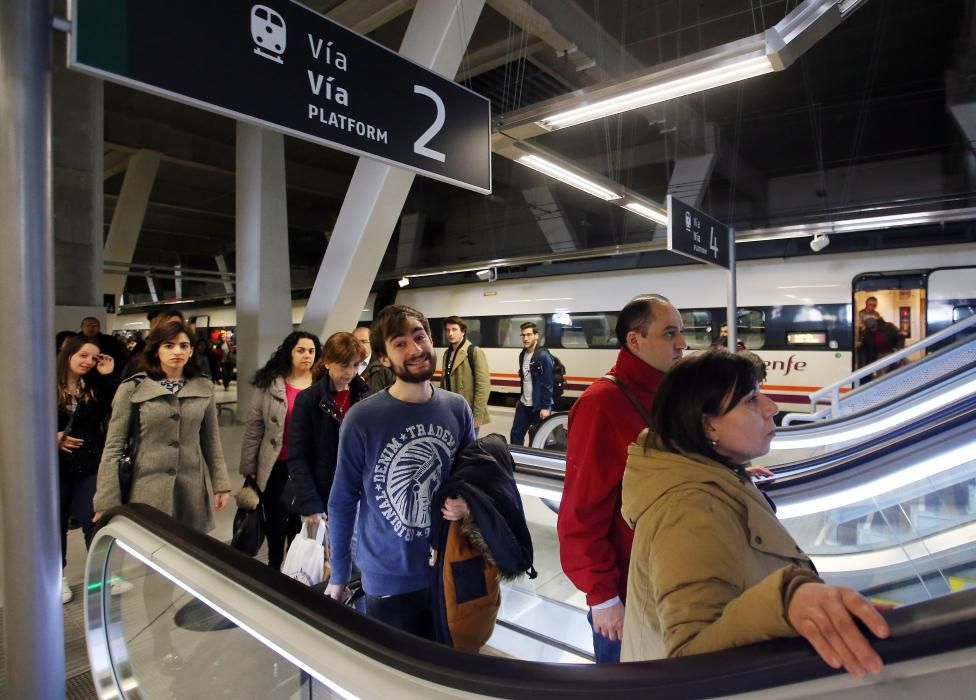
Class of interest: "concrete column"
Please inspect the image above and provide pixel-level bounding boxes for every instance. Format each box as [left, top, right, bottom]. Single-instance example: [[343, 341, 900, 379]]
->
[[301, 0, 485, 338], [102, 148, 161, 306], [215, 253, 235, 295], [395, 212, 426, 272], [235, 124, 293, 414], [52, 56, 102, 308], [0, 0, 66, 696], [667, 154, 717, 207], [522, 185, 578, 253]]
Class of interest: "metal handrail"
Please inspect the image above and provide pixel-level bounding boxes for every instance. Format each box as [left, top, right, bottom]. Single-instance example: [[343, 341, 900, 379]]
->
[[802, 313, 976, 416]]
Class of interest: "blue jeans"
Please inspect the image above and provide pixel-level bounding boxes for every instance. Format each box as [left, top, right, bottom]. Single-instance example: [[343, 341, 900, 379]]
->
[[587, 609, 622, 663], [510, 403, 540, 446]]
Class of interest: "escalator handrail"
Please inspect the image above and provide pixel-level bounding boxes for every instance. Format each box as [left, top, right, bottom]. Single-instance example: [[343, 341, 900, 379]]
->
[[774, 360, 976, 439], [90, 504, 976, 699], [765, 394, 976, 489], [506, 394, 976, 492], [800, 314, 976, 415]]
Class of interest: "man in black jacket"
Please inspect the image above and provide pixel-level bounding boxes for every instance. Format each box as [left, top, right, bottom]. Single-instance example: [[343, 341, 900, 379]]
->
[[510, 322, 554, 446]]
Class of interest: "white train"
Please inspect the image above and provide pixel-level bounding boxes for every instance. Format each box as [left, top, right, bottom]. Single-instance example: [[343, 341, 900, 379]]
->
[[114, 243, 976, 412]]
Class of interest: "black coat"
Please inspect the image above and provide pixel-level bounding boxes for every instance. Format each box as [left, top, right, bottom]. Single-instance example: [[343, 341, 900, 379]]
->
[[285, 375, 371, 515], [57, 375, 118, 477]]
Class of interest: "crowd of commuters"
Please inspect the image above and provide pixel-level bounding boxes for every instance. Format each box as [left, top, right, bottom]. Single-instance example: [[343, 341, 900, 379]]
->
[[54, 298, 891, 678]]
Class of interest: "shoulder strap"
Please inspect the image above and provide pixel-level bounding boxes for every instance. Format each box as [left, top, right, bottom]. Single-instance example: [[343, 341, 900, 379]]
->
[[602, 374, 653, 428], [466, 342, 476, 375], [126, 377, 143, 451]]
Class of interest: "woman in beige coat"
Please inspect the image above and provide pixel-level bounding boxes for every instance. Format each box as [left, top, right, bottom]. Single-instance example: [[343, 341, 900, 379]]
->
[[94, 320, 231, 532], [621, 351, 890, 678], [239, 330, 320, 568]]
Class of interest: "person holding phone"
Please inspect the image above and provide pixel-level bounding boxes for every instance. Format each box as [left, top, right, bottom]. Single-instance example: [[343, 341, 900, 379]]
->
[[56, 336, 116, 603]]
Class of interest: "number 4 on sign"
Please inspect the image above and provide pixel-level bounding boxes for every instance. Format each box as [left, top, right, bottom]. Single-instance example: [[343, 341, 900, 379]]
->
[[709, 227, 720, 258], [413, 85, 446, 162]]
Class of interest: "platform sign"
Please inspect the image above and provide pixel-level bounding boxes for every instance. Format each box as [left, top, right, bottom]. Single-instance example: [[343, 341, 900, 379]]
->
[[666, 195, 731, 269], [69, 0, 492, 194]]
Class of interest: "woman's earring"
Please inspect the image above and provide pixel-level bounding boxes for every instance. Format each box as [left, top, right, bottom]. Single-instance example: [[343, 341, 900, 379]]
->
[[710, 438, 719, 447]]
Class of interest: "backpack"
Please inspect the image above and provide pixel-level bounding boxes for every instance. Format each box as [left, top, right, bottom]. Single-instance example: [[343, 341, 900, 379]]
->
[[548, 350, 567, 398], [525, 348, 567, 399]]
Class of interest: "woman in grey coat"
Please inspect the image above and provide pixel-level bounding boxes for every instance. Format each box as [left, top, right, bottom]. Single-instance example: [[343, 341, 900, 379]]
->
[[239, 330, 320, 569], [94, 319, 231, 531]]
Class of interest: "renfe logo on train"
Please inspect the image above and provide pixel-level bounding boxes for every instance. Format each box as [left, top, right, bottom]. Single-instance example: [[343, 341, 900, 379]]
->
[[69, 0, 492, 194]]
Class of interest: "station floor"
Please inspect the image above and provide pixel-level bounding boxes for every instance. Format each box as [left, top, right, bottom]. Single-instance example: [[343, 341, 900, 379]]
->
[[0, 387, 578, 698]]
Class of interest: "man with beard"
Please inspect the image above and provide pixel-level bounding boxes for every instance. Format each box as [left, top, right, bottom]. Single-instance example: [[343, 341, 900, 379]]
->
[[326, 305, 475, 639]]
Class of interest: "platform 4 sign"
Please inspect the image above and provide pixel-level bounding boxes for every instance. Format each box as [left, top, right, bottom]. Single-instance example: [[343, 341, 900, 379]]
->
[[666, 196, 731, 269], [69, 0, 492, 194]]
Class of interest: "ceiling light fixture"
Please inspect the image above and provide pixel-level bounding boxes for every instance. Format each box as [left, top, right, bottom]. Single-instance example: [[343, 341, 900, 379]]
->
[[539, 55, 774, 130], [625, 202, 669, 225], [518, 154, 622, 201]]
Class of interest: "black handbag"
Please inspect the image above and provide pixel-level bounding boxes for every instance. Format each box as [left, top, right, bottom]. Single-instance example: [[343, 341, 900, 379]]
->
[[118, 379, 143, 504], [231, 484, 266, 556]]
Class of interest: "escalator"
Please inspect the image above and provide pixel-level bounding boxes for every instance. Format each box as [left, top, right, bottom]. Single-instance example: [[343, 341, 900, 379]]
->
[[527, 322, 976, 462], [88, 389, 976, 698], [87, 505, 976, 699]]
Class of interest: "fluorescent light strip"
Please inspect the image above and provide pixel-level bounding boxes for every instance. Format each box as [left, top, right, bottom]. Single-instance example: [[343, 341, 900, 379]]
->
[[625, 202, 669, 225], [809, 521, 976, 574], [776, 443, 975, 520], [770, 379, 976, 450], [518, 155, 622, 201], [115, 541, 360, 700], [541, 56, 774, 129]]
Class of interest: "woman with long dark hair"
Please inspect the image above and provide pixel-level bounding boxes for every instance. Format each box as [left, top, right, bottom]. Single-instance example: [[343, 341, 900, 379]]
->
[[94, 320, 231, 529], [621, 351, 890, 677], [287, 332, 370, 528], [239, 330, 321, 569], [56, 336, 116, 603]]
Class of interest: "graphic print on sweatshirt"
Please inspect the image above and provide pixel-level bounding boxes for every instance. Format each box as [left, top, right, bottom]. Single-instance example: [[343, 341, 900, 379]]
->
[[374, 422, 458, 540]]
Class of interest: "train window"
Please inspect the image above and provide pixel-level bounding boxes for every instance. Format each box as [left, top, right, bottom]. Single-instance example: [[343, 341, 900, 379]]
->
[[561, 328, 589, 348], [787, 331, 828, 346], [498, 316, 545, 348], [952, 305, 975, 323], [737, 309, 766, 350], [551, 313, 619, 349], [680, 310, 713, 350], [431, 318, 483, 346]]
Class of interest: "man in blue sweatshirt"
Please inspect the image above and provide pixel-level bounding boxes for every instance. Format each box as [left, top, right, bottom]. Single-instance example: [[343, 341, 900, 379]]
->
[[325, 305, 475, 639]]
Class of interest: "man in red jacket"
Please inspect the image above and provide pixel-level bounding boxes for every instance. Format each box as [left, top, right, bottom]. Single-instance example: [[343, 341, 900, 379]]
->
[[557, 294, 687, 662]]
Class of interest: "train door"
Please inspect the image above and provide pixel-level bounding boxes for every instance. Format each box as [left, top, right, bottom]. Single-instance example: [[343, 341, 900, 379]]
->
[[927, 267, 976, 349], [852, 271, 927, 370], [927, 267, 976, 331]]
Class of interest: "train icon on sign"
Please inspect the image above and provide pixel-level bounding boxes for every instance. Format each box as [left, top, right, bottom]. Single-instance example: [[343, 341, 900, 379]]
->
[[251, 5, 286, 64]]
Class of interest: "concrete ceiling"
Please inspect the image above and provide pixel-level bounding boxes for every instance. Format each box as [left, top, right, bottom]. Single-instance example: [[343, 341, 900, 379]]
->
[[93, 0, 976, 302]]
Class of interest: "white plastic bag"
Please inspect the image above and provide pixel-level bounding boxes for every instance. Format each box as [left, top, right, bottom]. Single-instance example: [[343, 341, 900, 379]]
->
[[281, 520, 327, 586]]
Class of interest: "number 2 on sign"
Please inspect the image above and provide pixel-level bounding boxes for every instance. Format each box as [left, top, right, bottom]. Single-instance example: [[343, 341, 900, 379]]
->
[[413, 85, 446, 162], [709, 227, 719, 258]]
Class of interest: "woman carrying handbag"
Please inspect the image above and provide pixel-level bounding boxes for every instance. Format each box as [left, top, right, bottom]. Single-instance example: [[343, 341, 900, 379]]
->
[[56, 335, 117, 603], [239, 331, 320, 569], [93, 319, 231, 529]]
